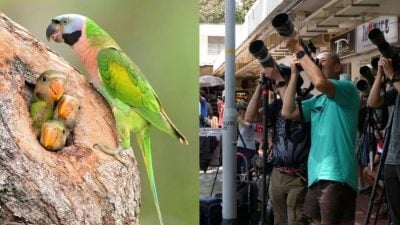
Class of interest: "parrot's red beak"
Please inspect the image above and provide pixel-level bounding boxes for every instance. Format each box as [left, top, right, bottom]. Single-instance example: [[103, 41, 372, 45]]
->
[[57, 98, 73, 119], [50, 80, 65, 101], [46, 23, 63, 42]]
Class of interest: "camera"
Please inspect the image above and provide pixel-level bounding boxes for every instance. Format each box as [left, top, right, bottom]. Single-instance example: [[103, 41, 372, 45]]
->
[[356, 79, 369, 94], [368, 28, 400, 70], [249, 39, 313, 96], [359, 66, 375, 86], [271, 13, 318, 69], [357, 66, 375, 95], [249, 40, 276, 68], [249, 40, 279, 91], [271, 13, 295, 37]]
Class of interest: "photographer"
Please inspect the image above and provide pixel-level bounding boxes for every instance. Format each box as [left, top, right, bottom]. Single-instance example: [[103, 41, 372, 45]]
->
[[236, 101, 257, 175], [281, 34, 360, 225], [368, 56, 400, 224], [245, 64, 310, 225]]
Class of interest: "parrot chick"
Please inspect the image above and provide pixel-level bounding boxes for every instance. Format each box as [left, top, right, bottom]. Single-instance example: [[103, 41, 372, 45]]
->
[[30, 70, 67, 137], [40, 120, 69, 151], [46, 14, 189, 225], [54, 94, 80, 130]]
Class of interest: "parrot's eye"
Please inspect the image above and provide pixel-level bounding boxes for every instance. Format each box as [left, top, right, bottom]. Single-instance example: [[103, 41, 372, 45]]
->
[[42, 76, 48, 82], [62, 130, 66, 134], [78, 106, 81, 110], [61, 19, 68, 25]]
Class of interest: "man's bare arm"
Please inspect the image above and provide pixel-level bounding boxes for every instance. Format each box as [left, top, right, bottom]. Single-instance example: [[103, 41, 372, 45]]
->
[[282, 60, 301, 120], [245, 82, 262, 123]]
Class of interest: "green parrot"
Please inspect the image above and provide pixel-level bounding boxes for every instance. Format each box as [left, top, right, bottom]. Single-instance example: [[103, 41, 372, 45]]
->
[[40, 120, 69, 151], [30, 70, 66, 137], [54, 94, 80, 130], [46, 14, 188, 225]]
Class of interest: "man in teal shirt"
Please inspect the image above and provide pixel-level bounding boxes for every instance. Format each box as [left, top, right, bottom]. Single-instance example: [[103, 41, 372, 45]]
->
[[280, 34, 360, 225]]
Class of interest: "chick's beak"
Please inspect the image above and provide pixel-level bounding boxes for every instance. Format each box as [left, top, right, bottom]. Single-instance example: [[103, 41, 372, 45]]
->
[[46, 23, 63, 42], [57, 99, 72, 119], [41, 127, 58, 148], [50, 80, 65, 101]]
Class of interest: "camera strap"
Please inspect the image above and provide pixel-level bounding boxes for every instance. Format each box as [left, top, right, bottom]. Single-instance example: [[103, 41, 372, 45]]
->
[[237, 125, 247, 150]]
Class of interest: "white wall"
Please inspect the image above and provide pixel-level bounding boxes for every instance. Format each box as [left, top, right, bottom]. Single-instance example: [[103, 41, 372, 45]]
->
[[212, 0, 284, 70], [200, 0, 285, 69], [199, 24, 225, 66]]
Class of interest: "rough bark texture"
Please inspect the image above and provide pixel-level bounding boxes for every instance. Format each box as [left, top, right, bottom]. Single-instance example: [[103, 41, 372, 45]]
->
[[0, 13, 141, 225]]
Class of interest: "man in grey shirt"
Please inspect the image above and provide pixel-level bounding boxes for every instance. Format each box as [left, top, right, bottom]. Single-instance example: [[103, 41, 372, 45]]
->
[[368, 56, 400, 224]]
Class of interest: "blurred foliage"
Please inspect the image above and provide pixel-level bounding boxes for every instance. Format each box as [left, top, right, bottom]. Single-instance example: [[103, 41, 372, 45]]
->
[[0, 1, 199, 225], [199, 0, 257, 23]]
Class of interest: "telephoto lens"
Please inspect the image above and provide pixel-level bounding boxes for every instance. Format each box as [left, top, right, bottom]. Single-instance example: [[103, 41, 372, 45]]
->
[[356, 79, 369, 93], [271, 13, 319, 69], [368, 28, 400, 70], [272, 13, 295, 37], [368, 28, 395, 59], [249, 40, 275, 68]]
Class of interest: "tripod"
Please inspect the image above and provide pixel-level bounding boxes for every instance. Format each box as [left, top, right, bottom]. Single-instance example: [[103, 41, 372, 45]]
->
[[259, 76, 273, 225], [363, 108, 394, 225], [357, 107, 378, 167]]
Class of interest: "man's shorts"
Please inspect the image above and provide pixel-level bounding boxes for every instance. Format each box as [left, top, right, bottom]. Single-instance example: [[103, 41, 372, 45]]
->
[[304, 180, 357, 224]]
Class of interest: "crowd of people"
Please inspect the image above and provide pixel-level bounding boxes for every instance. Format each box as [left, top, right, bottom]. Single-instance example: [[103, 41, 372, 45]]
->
[[200, 31, 400, 224]]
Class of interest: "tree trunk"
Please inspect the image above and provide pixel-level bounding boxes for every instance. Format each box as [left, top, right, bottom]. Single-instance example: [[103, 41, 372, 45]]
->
[[0, 13, 141, 225]]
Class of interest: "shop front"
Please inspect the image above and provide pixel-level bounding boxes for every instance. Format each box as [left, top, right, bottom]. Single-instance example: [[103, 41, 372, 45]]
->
[[331, 16, 399, 82]]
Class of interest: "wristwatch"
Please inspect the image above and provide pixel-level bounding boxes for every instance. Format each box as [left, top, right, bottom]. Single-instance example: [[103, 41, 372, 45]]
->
[[275, 80, 286, 88], [296, 50, 306, 59], [392, 73, 400, 83]]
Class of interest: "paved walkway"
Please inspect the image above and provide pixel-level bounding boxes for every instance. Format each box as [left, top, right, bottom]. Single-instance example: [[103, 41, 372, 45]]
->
[[355, 192, 389, 225], [200, 167, 390, 225]]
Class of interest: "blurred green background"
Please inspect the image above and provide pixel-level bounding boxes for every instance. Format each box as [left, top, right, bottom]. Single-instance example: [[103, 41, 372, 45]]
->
[[1, 1, 199, 225]]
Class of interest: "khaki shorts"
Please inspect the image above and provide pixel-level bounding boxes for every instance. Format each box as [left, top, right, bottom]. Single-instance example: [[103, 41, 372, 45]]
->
[[304, 180, 357, 224]]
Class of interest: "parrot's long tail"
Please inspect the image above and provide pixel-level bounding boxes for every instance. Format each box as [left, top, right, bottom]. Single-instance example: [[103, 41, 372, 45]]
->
[[136, 126, 164, 225]]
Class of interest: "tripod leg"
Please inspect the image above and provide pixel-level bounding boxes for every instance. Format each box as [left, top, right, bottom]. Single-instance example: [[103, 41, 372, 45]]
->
[[363, 111, 394, 225], [210, 166, 221, 197], [373, 185, 385, 225], [364, 160, 385, 225]]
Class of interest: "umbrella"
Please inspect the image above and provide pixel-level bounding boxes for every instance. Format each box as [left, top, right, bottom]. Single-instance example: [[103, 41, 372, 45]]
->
[[199, 75, 224, 88]]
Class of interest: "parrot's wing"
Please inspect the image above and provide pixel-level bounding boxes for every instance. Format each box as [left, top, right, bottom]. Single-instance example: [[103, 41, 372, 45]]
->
[[30, 101, 53, 127], [96, 47, 181, 136], [30, 101, 48, 122]]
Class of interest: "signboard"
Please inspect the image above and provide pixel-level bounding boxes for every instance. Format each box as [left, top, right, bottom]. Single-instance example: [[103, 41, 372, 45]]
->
[[356, 16, 398, 53], [330, 30, 355, 57]]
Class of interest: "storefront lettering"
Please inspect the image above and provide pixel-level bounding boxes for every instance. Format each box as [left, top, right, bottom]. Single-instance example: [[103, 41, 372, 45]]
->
[[334, 33, 351, 56], [331, 30, 355, 57], [356, 16, 398, 53], [361, 18, 390, 42]]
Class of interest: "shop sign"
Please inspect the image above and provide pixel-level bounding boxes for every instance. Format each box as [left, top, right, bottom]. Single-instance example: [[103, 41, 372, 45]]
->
[[330, 30, 355, 57], [356, 16, 398, 53]]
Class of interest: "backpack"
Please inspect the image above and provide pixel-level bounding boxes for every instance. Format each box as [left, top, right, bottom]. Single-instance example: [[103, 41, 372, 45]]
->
[[270, 98, 311, 168]]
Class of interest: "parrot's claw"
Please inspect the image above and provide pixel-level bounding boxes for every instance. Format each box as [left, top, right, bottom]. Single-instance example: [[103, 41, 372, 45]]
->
[[93, 143, 129, 167]]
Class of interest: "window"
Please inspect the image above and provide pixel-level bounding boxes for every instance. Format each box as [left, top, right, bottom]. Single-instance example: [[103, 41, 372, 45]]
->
[[208, 36, 225, 56]]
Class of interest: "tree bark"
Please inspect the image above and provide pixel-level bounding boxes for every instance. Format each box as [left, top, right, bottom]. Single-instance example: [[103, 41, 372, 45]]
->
[[0, 13, 141, 225]]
